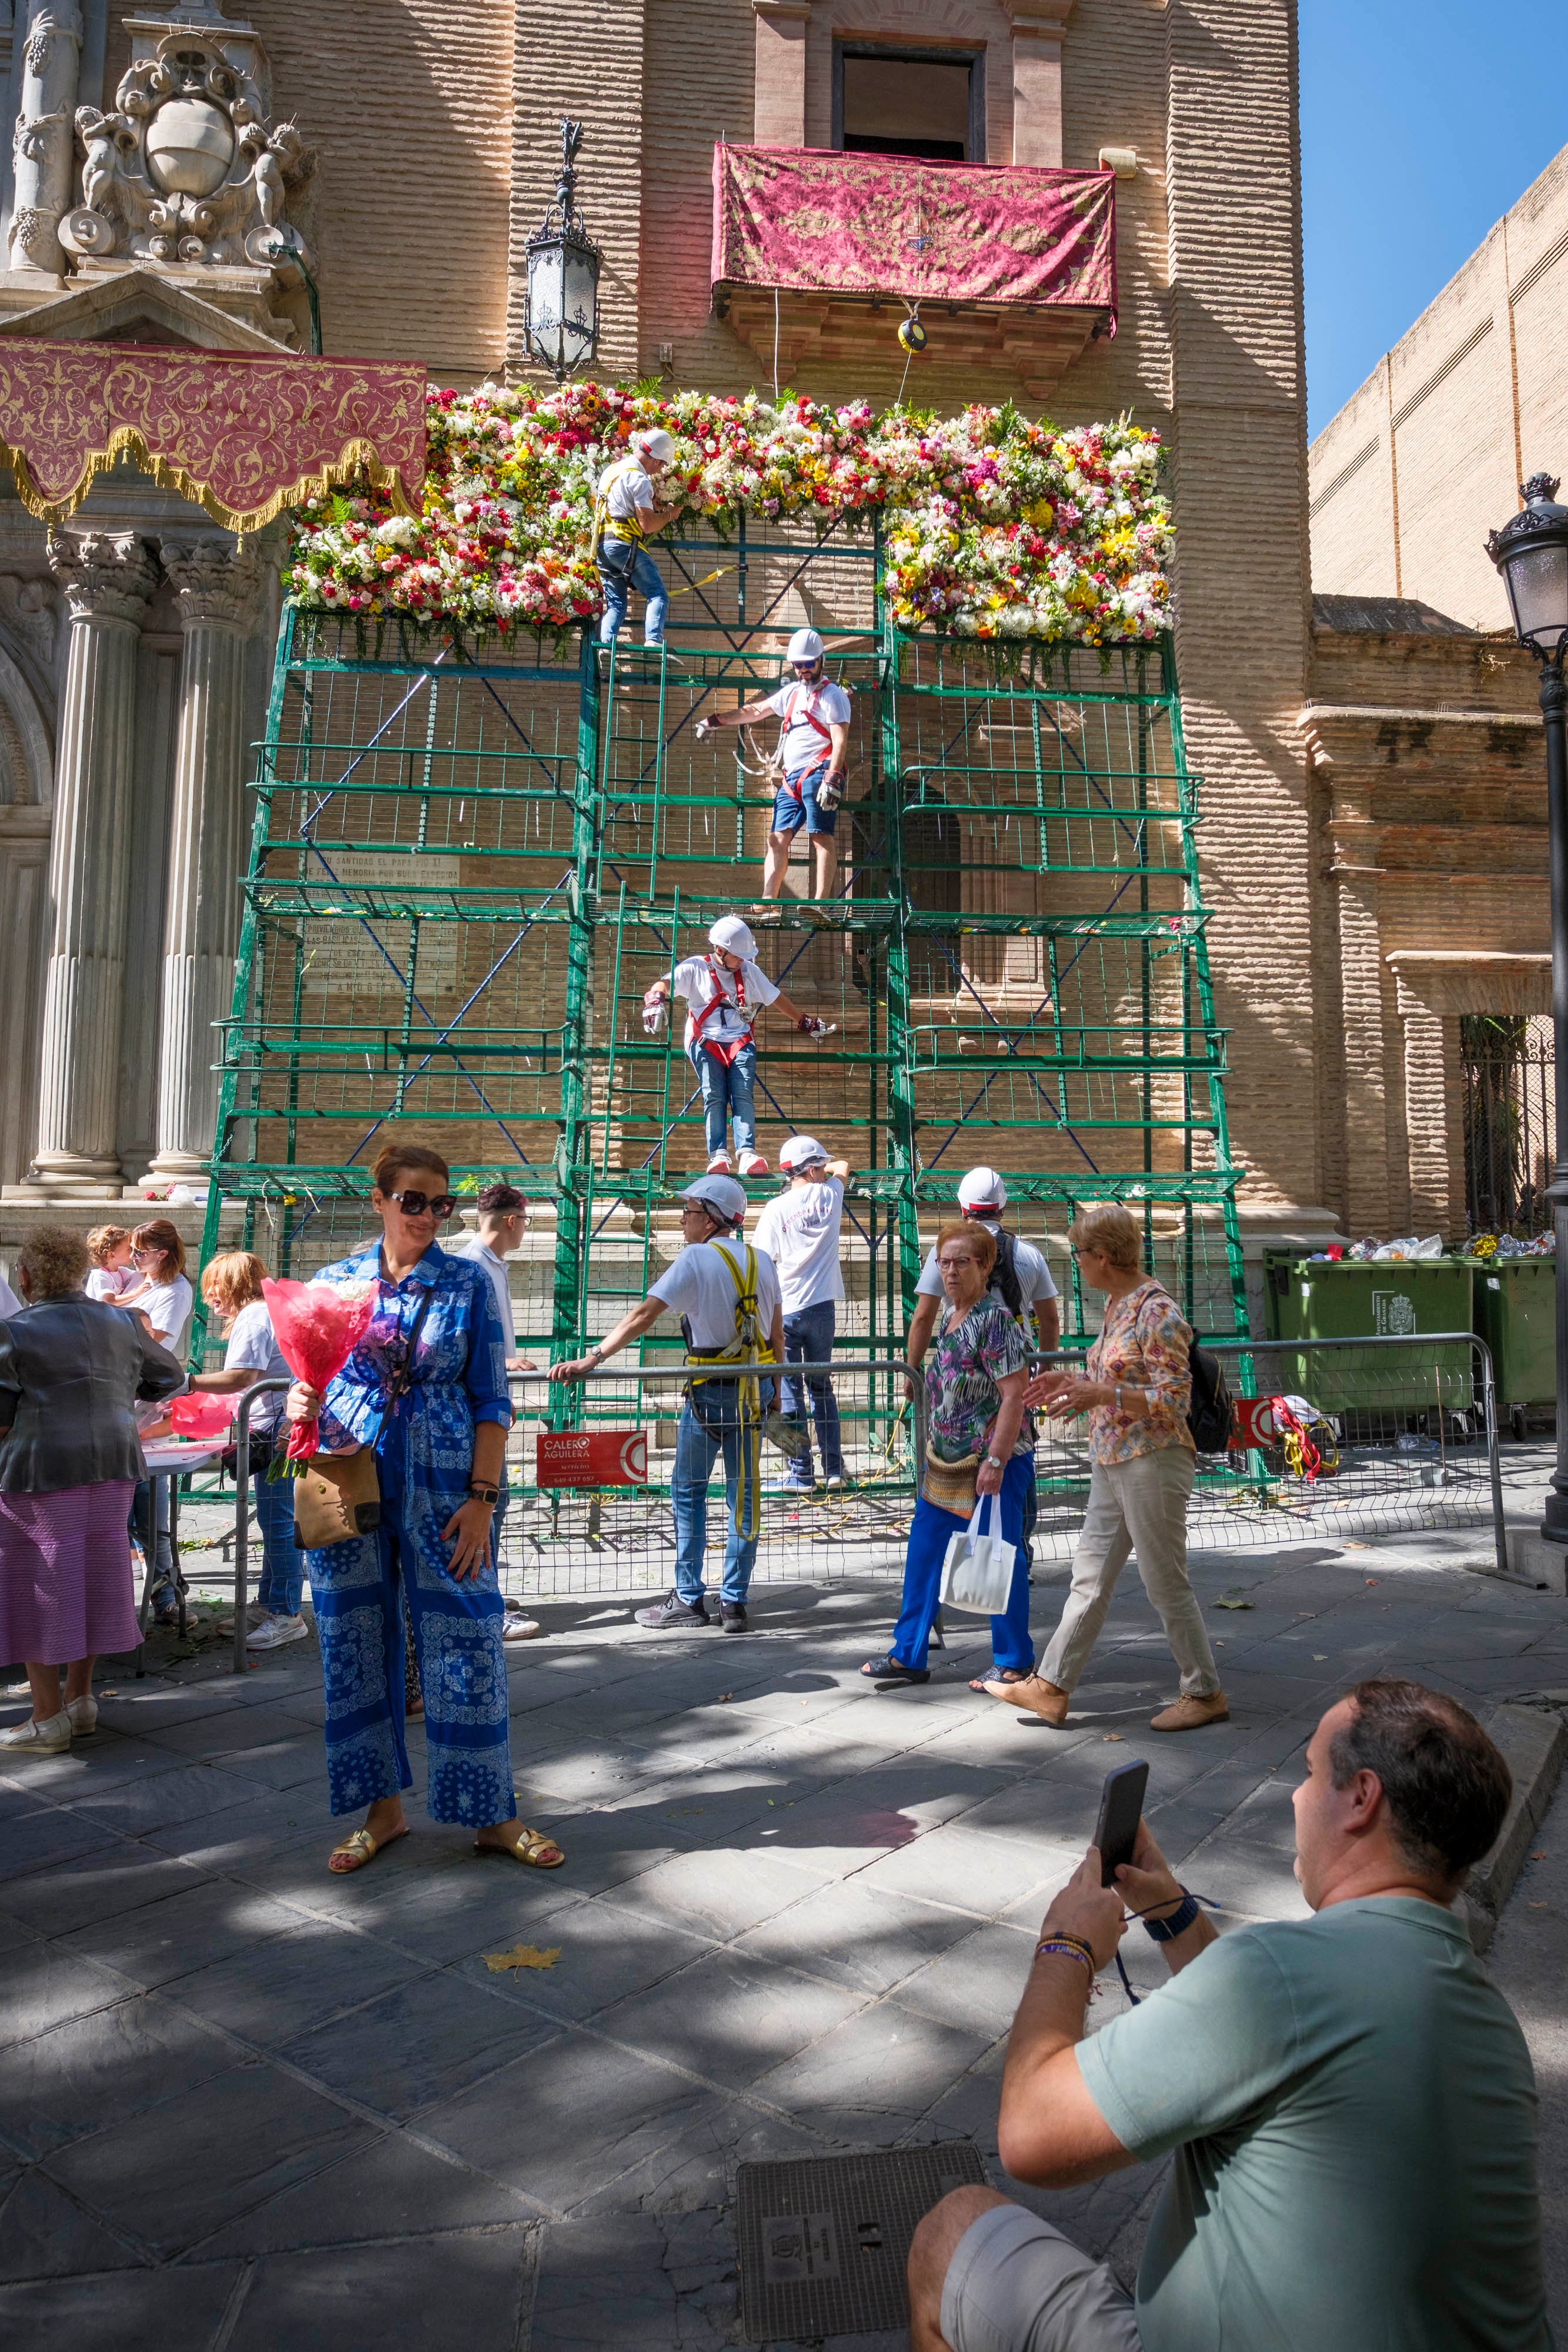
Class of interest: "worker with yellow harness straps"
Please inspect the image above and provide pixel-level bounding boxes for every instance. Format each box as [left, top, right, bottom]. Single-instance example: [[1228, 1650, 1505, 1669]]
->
[[591, 427, 683, 647], [551, 1175, 796, 1632]]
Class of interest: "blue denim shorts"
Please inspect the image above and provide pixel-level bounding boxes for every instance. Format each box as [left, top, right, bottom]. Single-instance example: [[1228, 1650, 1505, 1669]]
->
[[770, 757, 837, 838]]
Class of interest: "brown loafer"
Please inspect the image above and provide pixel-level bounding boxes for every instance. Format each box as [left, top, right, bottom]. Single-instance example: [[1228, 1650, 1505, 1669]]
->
[[1150, 1690, 1229, 1733], [985, 1673, 1071, 1726]]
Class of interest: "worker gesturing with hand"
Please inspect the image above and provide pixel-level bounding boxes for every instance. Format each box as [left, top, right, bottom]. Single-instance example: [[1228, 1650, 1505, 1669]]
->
[[641, 914, 834, 1178], [696, 630, 851, 901]]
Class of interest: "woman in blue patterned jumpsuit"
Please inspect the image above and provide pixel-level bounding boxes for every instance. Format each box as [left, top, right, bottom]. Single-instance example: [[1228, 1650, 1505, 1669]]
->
[[284, 1144, 564, 1876]]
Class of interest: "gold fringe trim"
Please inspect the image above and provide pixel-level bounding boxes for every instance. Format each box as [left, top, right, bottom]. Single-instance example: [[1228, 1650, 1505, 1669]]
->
[[2, 425, 420, 534]]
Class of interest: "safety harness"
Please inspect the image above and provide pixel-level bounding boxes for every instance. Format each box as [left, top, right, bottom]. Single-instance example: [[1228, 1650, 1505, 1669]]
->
[[685, 956, 755, 1070], [777, 681, 837, 801], [589, 455, 649, 559], [682, 1239, 778, 1541]]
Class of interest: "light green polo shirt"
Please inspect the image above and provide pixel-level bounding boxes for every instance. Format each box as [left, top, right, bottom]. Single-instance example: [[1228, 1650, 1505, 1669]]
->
[[1075, 1897, 1549, 2351]]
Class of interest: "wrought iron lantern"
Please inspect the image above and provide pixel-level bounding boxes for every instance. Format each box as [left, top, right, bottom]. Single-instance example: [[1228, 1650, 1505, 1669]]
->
[[524, 118, 601, 382], [1487, 472, 1568, 656]]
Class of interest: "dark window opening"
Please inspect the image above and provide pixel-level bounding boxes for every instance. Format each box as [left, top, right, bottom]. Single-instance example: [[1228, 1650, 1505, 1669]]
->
[[833, 45, 984, 165]]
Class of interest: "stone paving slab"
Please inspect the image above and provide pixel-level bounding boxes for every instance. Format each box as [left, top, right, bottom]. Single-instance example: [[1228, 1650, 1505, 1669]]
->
[[1, 1527, 1566, 2346]]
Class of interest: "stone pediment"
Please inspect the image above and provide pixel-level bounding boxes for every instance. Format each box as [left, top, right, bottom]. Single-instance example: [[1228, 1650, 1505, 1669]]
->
[[0, 264, 280, 349]]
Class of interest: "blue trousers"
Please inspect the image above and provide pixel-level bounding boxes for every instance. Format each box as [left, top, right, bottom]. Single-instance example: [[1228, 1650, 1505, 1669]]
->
[[598, 539, 668, 644], [695, 1040, 757, 1155], [253, 1464, 302, 1615], [890, 1453, 1035, 1675], [672, 1384, 763, 1606], [307, 1444, 516, 1825], [781, 1300, 842, 1482]]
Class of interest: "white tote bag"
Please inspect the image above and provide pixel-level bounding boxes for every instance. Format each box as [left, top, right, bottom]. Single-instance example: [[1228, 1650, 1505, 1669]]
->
[[938, 1491, 1017, 1615]]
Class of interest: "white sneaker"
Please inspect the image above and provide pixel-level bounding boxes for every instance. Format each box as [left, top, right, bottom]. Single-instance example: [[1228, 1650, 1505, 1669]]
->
[[246, 1613, 310, 1651], [740, 1152, 769, 1177], [0, 1710, 71, 1753], [215, 1602, 269, 1637], [66, 1695, 98, 1736], [823, 1473, 845, 1491], [706, 1152, 731, 1174]]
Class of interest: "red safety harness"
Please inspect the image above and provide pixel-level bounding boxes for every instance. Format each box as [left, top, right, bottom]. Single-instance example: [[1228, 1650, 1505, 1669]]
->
[[778, 683, 836, 800], [687, 956, 755, 1069]]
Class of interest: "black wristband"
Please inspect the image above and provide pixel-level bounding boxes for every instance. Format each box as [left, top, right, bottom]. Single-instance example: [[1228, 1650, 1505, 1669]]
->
[[1144, 1893, 1199, 1943]]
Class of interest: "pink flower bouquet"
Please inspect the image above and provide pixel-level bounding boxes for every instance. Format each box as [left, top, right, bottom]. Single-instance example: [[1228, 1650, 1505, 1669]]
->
[[169, 1392, 239, 1442], [262, 1277, 377, 1470]]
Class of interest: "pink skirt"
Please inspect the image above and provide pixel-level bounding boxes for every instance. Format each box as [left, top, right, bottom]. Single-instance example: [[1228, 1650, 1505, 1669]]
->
[[0, 1480, 139, 1664]]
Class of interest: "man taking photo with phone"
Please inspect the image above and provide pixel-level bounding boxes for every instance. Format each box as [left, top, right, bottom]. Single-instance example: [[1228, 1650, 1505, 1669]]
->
[[908, 1679, 1549, 2352]]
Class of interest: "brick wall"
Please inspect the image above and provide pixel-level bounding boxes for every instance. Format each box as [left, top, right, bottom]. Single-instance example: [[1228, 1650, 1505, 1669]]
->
[[1310, 142, 1568, 628]]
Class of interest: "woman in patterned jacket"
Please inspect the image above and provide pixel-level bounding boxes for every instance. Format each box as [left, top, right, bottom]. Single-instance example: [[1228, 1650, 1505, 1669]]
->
[[283, 1140, 564, 1875], [990, 1201, 1228, 1733]]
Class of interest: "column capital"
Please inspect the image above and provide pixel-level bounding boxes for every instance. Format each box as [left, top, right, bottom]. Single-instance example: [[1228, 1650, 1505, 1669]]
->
[[999, 0, 1075, 40], [46, 529, 158, 624], [159, 534, 263, 632]]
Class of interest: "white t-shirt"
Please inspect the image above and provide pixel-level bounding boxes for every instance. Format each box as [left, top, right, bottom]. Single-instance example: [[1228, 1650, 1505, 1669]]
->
[[669, 953, 779, 1058], [86, 1267, 133, 1301], [447, 1234, 514, 1348], [223, 1298, 290, 1431], [603, 458, 654, 534], [753, 1177, 845, 1312], [648, 1239, 782, 1352], [917, 1222, 1059, 1316], [761, 679, 852, 775], [128, 1272, 193, 1354], [0, 1274, 19, 1318]]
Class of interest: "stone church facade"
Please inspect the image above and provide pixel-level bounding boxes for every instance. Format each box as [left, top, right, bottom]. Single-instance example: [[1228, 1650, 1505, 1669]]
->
[[0, 0, 1514, 1278]]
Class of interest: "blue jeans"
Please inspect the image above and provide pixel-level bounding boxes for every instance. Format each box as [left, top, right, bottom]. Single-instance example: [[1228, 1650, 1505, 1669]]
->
[[253, 1461, 303, 1615], [695, 1040, 756, 1156], [671, 1385, 763, 1606], [889, 1452, 1035, 1674], [781, 1301, 842, 1484], [598, 539, 668, 644]]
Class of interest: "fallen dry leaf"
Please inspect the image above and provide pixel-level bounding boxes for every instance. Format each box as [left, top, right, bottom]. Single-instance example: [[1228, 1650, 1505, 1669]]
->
[[1365, 1579, 1379, 1587], [1102, 1733, 1125, 1742], [484, 1944, 561, 1973], [1531, 1902, 1549, 1910], [1532, 1851, 1547, 1860], [716, 1693, 733, 1703], [1313, 1654, 1328, 1662], [1216, 1596, 1254, 1611]]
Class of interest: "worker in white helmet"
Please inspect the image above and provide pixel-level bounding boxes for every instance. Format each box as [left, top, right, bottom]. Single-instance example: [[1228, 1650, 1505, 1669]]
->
[[693, 628, 852, 900], [591, 426, 683, 647], [641, 914, 834, 1178], [905, 1167, 1061, 1685], [551, 1172, 787, 1632], [754, 1135, 852, 1494]]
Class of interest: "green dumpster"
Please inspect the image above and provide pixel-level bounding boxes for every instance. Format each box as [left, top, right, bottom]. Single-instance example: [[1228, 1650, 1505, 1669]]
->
[[1261, 1251, 1475, 1413], [1466, 1257, 1554, 1424]]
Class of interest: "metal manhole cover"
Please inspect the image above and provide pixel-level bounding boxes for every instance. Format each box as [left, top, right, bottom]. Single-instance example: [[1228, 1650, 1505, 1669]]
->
[[735, 2141, 988, 2343]]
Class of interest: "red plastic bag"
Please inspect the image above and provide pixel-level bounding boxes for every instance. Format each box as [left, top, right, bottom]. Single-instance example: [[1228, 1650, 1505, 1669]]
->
[[261, 1278, 377, 1466], [169, 1392, 238, 1442]]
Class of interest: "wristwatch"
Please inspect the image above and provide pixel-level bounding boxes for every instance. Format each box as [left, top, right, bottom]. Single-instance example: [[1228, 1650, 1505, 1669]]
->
[[984, 1453, 1003, 1471]]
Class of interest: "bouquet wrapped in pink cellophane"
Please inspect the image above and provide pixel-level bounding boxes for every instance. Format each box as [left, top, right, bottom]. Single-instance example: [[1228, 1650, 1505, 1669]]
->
[[169, 1392, 239, 1442], [262, 1277, 377, 1475]]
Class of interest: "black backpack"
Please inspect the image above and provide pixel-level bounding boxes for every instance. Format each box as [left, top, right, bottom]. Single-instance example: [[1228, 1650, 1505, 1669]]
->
[[1187, 1340, 1234, 1453], [987, 1227, 1026, 1323]]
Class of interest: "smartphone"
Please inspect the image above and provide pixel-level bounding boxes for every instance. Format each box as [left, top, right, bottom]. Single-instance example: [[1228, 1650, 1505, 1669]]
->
[[1092, 1759, 1149, 1887]]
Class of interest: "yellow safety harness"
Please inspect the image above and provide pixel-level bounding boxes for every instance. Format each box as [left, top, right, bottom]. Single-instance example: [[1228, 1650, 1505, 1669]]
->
[[683, 1240, 775, 1542], [590, 455, 649, 559]]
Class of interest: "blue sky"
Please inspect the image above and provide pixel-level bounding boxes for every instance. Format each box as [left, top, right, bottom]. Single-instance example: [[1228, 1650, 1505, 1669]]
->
[[1301, 0, 1568, 437]]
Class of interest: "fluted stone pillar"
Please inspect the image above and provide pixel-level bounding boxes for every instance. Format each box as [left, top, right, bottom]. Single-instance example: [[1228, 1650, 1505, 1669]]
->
[[31, 530, 157, 1195], [147, 536, 262, 1182]]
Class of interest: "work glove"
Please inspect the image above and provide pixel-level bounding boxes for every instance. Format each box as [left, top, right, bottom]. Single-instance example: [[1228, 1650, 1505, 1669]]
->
[[814, 770, 845, 813], [641, 991, 668, 1037], [694, 717, 717, 741], [795, 1015, 836, 1040]]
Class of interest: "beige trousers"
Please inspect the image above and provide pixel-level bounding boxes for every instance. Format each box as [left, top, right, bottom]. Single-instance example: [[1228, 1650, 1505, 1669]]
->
[[1041, 1444, 1221, 1699]]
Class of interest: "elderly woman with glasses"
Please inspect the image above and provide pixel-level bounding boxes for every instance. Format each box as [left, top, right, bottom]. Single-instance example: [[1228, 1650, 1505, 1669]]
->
[[283, 1138, 563, 1876]]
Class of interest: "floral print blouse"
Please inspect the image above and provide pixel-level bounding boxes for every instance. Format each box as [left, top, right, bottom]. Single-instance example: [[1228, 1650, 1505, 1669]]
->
[[1085, 1279, 1195, 1466], [925, 1297, 1032, 1464]]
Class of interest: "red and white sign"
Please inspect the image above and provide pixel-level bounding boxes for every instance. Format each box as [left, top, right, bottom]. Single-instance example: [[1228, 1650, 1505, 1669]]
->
[[1230, 1396, 1283, 1450], [536, 1430, 649, 1488]]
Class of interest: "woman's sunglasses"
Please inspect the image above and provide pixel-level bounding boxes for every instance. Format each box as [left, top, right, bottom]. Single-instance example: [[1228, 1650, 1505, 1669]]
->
[[389, 1189, 455, 1220]]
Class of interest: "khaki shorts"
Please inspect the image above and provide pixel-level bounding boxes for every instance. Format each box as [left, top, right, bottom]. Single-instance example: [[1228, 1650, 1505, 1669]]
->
[[941, 2201, 1142, 2352]]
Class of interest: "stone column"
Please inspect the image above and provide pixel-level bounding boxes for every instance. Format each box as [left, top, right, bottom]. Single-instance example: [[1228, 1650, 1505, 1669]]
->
[[752, 0, 810, 146], [5, 0, 82, 283], [999, 0, 1075, 168], [32, 530, 157, 1195], [146, 536, 262, 1182]]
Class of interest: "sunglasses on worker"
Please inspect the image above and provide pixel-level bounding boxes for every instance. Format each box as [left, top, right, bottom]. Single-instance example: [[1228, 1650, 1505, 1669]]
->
[[387, 1188, 455, 1220]]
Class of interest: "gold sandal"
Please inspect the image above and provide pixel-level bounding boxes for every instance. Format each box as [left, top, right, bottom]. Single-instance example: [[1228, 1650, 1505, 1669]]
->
[[477, 1821, 565, 1869], [326, 1824, 409, 1875]]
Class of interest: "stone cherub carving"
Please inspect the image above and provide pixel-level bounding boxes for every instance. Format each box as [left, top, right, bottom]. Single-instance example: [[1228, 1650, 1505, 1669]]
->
[[60, 26, 315, 270]]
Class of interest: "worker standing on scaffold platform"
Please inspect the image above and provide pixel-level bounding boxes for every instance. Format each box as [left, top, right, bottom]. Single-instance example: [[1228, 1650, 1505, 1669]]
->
[[550, 1174, 795, 1633], [694, 629, 852, 901], [591, 427, 683, 647], [641, 914, 834, 1178]]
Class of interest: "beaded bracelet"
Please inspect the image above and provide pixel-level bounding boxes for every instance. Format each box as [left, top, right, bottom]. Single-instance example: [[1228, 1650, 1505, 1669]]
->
[[1034, 1933, 1096, 1984]]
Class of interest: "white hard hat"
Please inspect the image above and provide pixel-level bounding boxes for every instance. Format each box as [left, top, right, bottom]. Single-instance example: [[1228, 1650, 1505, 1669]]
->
[[958, 1165, 1008, 1213], [632, 427, 675, 463], [707, 914, 757, 959], [681, 1173, 747, 1227], [786, 628, 824, 664], [780, 1134, 828, 1171]]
